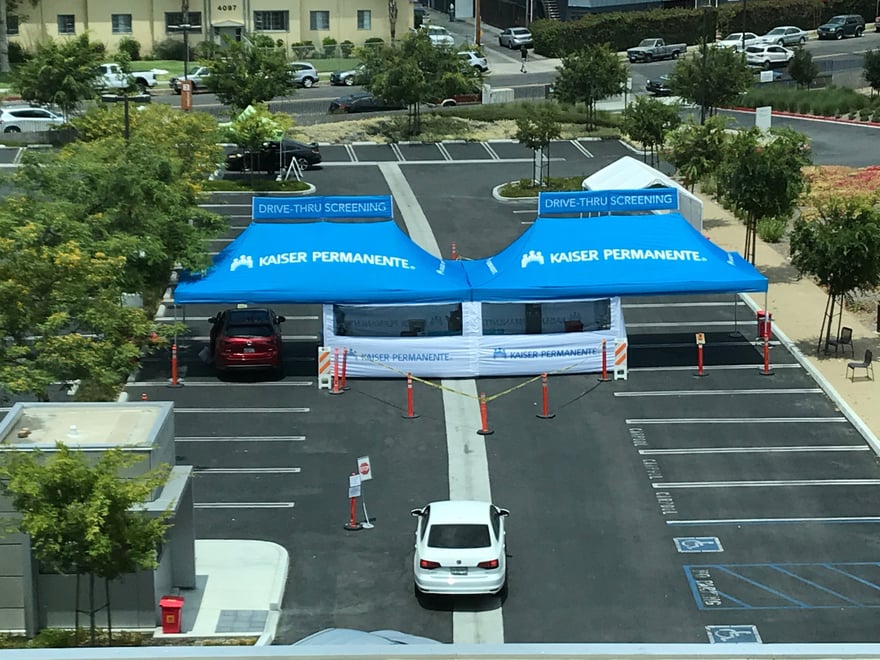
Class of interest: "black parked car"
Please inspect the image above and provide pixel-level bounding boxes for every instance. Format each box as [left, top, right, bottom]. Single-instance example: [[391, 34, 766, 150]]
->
[[328, 93, 406, 114], [645, 75, 673, 96], [225, 139, 321, 174]]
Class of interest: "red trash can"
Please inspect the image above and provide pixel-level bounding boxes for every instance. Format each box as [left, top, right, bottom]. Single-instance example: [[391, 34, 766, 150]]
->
[[159, 595, 184, 634], [757, 310, 772, 340]]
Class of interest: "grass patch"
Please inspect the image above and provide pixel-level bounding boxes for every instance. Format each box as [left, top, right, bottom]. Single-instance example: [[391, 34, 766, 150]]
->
[[203, 177, 311, 192], [0, 628, 258, 648], [740, 85, 879, 117], [499, 176, 584, 198], [757, 216, 788, 243], [446, 100, 621, 130]]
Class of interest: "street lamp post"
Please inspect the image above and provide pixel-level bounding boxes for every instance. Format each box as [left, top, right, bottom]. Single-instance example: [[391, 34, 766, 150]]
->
[[741, 0, 747, 52], [169, 0, 201, 82]]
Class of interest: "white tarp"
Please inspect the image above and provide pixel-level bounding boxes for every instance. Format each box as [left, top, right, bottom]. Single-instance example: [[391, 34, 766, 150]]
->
[[322, 299, 626, 378], [582, 156, 703, 232]]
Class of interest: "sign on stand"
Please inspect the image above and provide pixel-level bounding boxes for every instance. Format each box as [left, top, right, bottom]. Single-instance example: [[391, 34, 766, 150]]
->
[[755, 106, 772, 132], [356, 456, 374, 529], [348, 473, 362, 498]]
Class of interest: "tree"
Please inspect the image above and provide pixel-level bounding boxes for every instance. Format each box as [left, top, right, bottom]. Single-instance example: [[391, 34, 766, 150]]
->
[[361, 30, 481, 136], [11, 34, 106, 119], [864, 49, 880, 98], [227, 103, 293, 174], [0, 444, 171, 645], [553, 44, 627, 131], [790, 200, 880, 354], [716, 127, 811, 264], [788, 47, 819, 90], [622, 96, 681, 168], [515, 104, 562, 188], [388, 0, 398, 42], [665, 115, 730, 191], [201, 32, 294, 112], [669, 42, 753, 122]]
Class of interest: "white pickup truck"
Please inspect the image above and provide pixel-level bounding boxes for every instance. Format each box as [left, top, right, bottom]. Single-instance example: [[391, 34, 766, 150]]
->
[[97, 63, 159, 93]]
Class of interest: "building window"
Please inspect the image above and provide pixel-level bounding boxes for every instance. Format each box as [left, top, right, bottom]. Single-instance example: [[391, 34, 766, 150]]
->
[[253, 10, 288, 31], [165, 12, 203, 34], [357, 10, 371, 30], [111, 14, 133, 34], [309, 10, 330, 30], [57, 14, 75, 34], [7, 15, 19, 35]]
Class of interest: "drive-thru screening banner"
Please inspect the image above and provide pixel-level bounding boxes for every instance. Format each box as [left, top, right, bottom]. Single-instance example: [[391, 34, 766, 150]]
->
[[538, 188, 679, 215]]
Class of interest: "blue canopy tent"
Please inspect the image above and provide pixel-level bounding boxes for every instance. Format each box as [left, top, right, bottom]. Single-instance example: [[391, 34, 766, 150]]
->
[[463, 213, 768, 301], [174, 220, 470, 305]]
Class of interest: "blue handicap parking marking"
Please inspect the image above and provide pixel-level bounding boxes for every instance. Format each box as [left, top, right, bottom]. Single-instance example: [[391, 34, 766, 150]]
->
[[675, 537, 723, 553], [706, 625, 762, 644]]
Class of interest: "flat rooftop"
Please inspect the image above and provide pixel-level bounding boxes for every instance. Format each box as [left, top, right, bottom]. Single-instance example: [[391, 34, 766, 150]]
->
[[0, 403, 166, 448]]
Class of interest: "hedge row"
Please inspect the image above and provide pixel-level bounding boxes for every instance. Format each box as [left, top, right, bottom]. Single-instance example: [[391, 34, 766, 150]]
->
[[740, 85, 880, 120], [532, 0, 878, 58]]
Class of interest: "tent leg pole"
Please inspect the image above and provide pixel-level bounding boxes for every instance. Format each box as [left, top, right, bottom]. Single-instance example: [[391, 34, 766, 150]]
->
[[730, 293, 739, 338]]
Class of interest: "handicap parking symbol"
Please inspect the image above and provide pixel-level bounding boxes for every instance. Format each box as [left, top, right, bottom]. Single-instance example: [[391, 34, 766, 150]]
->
[[706, 625, 762, 644], [674, 537, 723, 553]]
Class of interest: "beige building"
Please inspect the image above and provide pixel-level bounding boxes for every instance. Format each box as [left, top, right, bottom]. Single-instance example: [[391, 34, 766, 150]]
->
[[9, 0, 414, 55]]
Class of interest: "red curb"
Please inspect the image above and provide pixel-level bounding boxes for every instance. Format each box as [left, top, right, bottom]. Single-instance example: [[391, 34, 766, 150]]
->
[[726, 106, 880, 128]]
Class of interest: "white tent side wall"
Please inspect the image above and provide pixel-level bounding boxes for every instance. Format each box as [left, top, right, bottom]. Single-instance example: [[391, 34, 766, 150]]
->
[[582, 155, 703, 232]]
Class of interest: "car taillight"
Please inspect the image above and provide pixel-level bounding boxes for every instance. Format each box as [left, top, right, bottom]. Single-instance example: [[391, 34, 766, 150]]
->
[[419, 559, 440, 570], [477, 559, 499, 569]]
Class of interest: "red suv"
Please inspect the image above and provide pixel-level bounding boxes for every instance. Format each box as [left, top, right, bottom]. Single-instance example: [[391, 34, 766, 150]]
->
[[209, 308, 286, 374]]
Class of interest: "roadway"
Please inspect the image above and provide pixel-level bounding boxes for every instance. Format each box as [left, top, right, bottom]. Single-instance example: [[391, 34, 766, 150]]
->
[[128, 138, 880, 645]]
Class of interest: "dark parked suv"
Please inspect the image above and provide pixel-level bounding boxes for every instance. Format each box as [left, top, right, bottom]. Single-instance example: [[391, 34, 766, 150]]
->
[[817, 14, 865, 39]]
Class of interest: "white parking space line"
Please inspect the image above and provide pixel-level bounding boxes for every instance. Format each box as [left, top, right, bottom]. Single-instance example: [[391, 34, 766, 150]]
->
[[175, 407, 309, 413], [569, 140, 593, 158], [629, 364, 801, 372], [616, 388, 822, 397], [481, 142, 501, 159], [155, 316, 320, 322], [436, 143, 453, 160], [625, 301, 747, 309], [186, 334, 318, 341], [628, 416, 847, 424], [195, 467, 301, 474], [195, 502, 295, 509], [634, 340, 780, 349], [654, 479, 880, 489], [668, 516, 880, 526], [627, 321, 746, 328], [344, 144, 358, 162], [389, 143, 405, 161], [129, 381, 313, 387], [640, 445, 869, 455], [179, 436, 306, 442]]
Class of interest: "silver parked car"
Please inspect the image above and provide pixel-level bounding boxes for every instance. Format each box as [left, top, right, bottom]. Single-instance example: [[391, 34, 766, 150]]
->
[[0, 106, 65, 133], [498, 26, 533, 49], [289, 61, 319, 88], [458, 50, 488, 72], [759, 26, 808, 46]]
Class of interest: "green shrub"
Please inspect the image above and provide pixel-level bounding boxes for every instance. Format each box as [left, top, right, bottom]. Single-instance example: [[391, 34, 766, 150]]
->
[[27, 629, 77, 648], [204, 179, 310, 192], [340, 40, 355, 57], [194, 40, 218, 59], [291, 41, 316, 59], [117, 36, 141, 61], [859, 108, 873, 121], [757, 216, 787, 243], [7, 41, 29, 64], [364, 37, 385, 50], [152, 37, 188, 60], [322, 37, 338, 58]]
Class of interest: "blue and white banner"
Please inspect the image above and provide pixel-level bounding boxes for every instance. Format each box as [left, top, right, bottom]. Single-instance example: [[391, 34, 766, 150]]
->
[[539, 188, 679, 215], [252, 195, 394, 220]]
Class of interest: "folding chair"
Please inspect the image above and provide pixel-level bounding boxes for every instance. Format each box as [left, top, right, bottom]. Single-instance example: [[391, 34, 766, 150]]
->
[[846, 349, 874, 381], [827, 326, 854, 357]]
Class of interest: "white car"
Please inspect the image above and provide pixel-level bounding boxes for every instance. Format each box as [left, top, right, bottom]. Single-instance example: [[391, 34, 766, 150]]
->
[[717, 32, 761, 50], [0, 106, 65, 133], [458, 50, 488, 72], [424, 25, 455, 47], [412, 500, 509, 596], [759, 26, 808, 46], [745, 44, 794, 69]]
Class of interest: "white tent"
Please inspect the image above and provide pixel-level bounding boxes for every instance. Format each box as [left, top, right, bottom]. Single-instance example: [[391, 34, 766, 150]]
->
[[582, 156, 703, 232]]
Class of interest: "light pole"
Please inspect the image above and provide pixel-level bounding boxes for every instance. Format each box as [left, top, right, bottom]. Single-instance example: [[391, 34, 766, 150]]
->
[[741, 0, 747, 52], [168, 0, 201, 82]]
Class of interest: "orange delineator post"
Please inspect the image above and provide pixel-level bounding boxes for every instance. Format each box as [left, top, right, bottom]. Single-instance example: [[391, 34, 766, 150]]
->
[[760, 337, 774, 376], [451, 242, 458, 260], [168, 343, 183, 388], [402, 372, 419, 419], [598, 339, 611, 382], [141, 393, 148, 401], [340, 348, 349, 390], [696, 344, 706, 377], [476, 392, 494, 435], [329, 347, 343, 395], [536, 372, 556, 419]]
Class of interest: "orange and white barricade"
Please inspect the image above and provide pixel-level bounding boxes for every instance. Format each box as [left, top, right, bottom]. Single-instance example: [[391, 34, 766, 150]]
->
[[317, 346, 332, 389], [614, 338, 628, 381]]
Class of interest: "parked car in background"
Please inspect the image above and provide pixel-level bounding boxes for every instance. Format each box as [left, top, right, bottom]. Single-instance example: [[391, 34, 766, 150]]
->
[[645, 75, 673, 96], [817, 14, 865, 39], [758, 26, 808, 46], [716, 32, 761, 50], [330, 65, 365, 86], [208, 308, 286, 374], [96, 63, 158, 93], [745, 44, 794, 69], [498, 26, 532, 49], [458, 50, 488, 72], [411, 500, 509, 596], [626, 38, 686, 63], [169, 66, 210, 94], [328, 93, 406, 114], [289, 61, 319, 87], [424, 25, 455, 47], [430, 87, 482, 107], [0, 106, 65, 133], [225, 139, 322, 174]]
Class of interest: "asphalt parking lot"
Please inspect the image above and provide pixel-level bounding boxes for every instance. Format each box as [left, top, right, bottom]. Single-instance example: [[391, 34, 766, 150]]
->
[[127, 139, 880, 645]]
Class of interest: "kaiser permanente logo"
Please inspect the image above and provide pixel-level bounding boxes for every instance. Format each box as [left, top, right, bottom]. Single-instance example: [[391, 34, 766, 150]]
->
[[519, 247, 707, 267], [229, 251, 415, 272]]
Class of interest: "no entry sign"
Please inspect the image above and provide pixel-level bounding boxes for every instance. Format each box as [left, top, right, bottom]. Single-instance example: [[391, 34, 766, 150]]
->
[[357, 455, 373, 481]]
